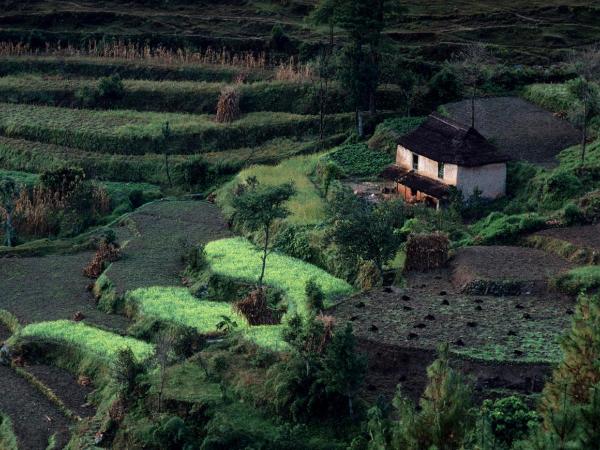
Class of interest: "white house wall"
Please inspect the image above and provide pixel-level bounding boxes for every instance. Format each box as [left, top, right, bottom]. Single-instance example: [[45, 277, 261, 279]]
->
[[456, 163, 506, 199], [396, 145, 458, 185]]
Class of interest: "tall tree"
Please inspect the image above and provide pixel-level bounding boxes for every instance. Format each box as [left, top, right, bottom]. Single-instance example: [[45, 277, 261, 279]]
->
[[455, 43, 491, 129], [231, 179, 295, 288], [0, 177, 18, 247], [569, 46, 600, 165], [313, 0, 403, 131]]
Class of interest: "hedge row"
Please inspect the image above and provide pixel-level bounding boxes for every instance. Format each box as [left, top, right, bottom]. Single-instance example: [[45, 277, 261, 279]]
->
[[0, 134, 345, 186], [0, 56, 271, 82], [0, 74, 405, 114], [0, 103, 354, 154]]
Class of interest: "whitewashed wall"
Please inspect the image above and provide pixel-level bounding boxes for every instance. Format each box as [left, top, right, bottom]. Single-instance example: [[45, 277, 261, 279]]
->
[[396, 145, 458, 185]]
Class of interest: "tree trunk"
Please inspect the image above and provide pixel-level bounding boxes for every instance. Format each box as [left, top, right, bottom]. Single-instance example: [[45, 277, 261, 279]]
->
[[4, 211, 13, 247], [471, 87, 476, 129], [369, 91, 376, 115], [319, 77, 325, 144], [164, 152, 172, 188], [581, 100, 588, 165], [348, 396, 354, 417], [258, 225, 269, 288]]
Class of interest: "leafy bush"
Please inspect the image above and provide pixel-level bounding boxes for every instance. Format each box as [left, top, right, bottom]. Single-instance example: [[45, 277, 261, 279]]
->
[[356, 260, 382, 290], [482, 395, 539, 446], [0, 413, 17, 450], [305, 278, 324, 312], [563, 202, 585, 226]]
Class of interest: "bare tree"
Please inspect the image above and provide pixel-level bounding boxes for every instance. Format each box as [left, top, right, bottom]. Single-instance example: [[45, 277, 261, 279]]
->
[[455, 43, 492, 129], [0, 177, 18, 247], [569, 45, 600, 164], [155, 332, 175, 414]]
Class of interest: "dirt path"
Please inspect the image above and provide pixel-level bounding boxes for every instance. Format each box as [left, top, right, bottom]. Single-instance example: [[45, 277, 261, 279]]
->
[[105, 200, 231, 295], [0, 252, 129, 332], [0, 366, 73, 450]]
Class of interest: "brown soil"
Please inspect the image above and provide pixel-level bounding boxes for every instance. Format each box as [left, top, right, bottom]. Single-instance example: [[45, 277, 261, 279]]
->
[[0, 365, 73, 450], [450, 246, 573, 294], [105, 200, 231, 295], [444, 97, 579, 167], [0, 252, 129, 331], [360, 341, 552, 404], [25, 363, 95, 418], [534, 224, 600, 252]]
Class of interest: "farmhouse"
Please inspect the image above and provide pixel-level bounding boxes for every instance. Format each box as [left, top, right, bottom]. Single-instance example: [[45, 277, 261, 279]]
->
[[381, 113, 509, 209]]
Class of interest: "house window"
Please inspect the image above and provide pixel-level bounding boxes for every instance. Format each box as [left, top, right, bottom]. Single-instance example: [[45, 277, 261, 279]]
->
[[412, 153, 419, 171], [438, 162, 445, 179]]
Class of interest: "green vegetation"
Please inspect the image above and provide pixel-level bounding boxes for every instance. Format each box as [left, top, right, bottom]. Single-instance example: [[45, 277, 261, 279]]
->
[[553, 266, 600, 295], [0, 103, 353, 155], [0, 412, 17, 450], [325, 143, 393, 177], [126, 286, 285, 350], [523, 83, 578, 113], [13, 320, 154, 362], [205, 237, 354, 316], [466, 212, 547, 245], [367, 116, 426, 153], [0, 74, 404, 114], [218, 154, 327, 225]]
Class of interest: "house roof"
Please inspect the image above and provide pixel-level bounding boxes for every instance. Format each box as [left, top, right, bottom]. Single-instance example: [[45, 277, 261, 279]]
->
[[398, 113, 510, 167], [380, 165, 451, 200]]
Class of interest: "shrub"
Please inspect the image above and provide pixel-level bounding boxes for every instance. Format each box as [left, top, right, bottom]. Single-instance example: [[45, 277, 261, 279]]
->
[[578, 190, 600, 223], [553, 266, 600, 295], [273, 226, 314, 262], [97, 74, 125, 102], [563, 203, 585, 226], [305, 278, 325, 312], [367, 116, 426, 154], [356, 260, 382, 290], [482, 395, 539, 446]]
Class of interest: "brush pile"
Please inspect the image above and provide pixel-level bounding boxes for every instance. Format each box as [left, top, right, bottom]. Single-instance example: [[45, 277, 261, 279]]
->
[[234, 288, 281, 326], [83, 241, 121, 278]]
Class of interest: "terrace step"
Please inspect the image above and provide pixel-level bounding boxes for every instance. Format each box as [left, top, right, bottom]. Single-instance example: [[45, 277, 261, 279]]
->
[[0, 365, 73, 450]]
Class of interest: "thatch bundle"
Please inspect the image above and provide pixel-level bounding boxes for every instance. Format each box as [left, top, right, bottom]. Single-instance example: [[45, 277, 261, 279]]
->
[[404, 232, 449, 272], [215, 86, 241, 123], [234, 288, 281, 326]]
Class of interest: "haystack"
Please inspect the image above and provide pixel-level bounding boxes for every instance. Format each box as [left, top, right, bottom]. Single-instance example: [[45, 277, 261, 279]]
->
[[404, 232, 449, 272], [215, 86, 241, 123]]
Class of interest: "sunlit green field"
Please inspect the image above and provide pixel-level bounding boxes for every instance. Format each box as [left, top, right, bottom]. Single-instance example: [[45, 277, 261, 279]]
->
[[217, 154, 328, 225], [205, 237, 354, 316], [15, 320, 154, 362], [127, 286, 286, 350]]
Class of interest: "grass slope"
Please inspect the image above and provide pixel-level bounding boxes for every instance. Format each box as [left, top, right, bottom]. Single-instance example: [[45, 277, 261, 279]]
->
[[0, 102, 352, 155], [15, 320, 154, 362], [217, 153, 327, 225], [127, 286, 285, 350], [205, 237, 354, 316]]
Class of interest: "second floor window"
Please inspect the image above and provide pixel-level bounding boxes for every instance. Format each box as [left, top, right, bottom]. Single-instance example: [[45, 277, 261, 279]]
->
[[438, 162, 445, 179], [412, 153, 419, 171]]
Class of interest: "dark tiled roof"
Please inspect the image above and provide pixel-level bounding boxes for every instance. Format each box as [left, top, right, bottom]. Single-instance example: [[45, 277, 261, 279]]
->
[[398, 113, 510, 167], [380, 165, 451, 199]]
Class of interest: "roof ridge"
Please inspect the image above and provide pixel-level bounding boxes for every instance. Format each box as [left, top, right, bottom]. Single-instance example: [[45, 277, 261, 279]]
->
[[429, 112, 470, 131]]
